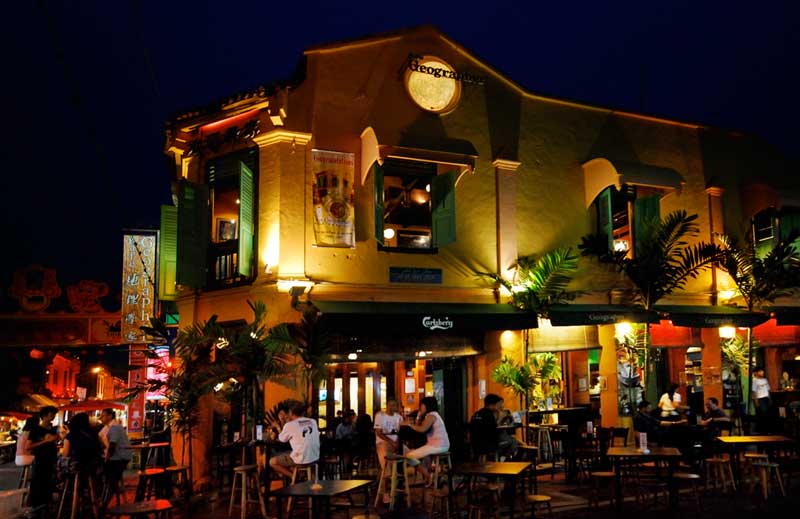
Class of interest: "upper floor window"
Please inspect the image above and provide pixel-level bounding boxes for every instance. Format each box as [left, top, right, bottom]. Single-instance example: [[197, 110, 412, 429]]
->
[[373, 158, 456, 252], [594, 185, 661, 257], [752, 206, 800, 257]]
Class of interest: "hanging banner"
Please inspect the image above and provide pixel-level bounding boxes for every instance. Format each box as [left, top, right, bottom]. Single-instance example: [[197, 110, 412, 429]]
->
[[121, 232, 157, 343], [311, 150, 355, 247]]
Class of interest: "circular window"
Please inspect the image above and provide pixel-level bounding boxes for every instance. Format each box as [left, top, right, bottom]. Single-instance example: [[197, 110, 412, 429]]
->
[[404, 56, 461, 113]]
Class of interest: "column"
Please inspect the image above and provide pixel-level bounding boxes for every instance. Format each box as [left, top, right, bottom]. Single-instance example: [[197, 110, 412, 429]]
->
[[493, 159, 521, 280], [706, 186, 725, 303]]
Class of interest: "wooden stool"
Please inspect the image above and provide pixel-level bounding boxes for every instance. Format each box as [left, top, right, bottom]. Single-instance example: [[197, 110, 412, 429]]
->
[[17, 463, 32, 490], [705, 457, 736, 493], [136, 468, 167, 501], [228, 464, 266, 519], [430, 452, 452, 490], [284, 462, 316, 516], [374, 454, 411, 510], [674, 473, 702, 511], [165, 465, 191, 500], [752, 461, 786, 500], [743, 453, 769, 489], [427, 487, 451, 518], [105, 498, 174, 519], [532, 427, 553, 463], [58, 470, 98, 519], [588, 471, 615, 508], [526, 494, 553, 518]]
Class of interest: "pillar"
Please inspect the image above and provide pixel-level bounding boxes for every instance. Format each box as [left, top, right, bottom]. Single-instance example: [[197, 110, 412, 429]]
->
[[493, 159, 521, 280], [700, 328, 723, 406], [706, 186, 726, 302], [598, 325, 619, 427]]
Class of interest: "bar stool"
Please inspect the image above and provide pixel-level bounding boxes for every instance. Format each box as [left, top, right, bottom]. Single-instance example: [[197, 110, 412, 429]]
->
[[674, 472, 703, 511], [105, 498, 174, 519], [17, 463, 32, 490], [57, 469, 98, 519], [588, 471, 615, 508], [286, 462, 316, 516], [228, 464, 266, 519], [165, 465, 191, 500], [743, 453, 769, 490], [531, 426, 552, 463], [526, 494, 553, 518], [427, 487, 450, 518], [430, 452, 452, 490], [704, 457, 736, 493], [136, 468, 167, 501], [751, 461, 786, 500], [374, 454, 411, 510]]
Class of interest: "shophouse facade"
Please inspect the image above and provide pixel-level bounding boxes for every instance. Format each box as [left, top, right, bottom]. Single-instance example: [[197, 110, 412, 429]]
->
[[160, 26, 800, 483]]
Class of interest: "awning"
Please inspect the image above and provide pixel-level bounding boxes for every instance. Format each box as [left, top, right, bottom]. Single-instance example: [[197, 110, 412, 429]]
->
[[656, 305, 770, 328], [60, 400, 127, 413], [547, 304, 660, 326], [582, 157, 685, 208], [21, 394, 60, 412], [530, 323, 600, 352], [360, 126, 478, 184], [312, 301, 534, 334]]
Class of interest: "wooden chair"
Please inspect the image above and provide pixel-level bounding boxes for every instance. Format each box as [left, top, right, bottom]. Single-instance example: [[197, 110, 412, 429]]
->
[[228, 464, 266, 519], [374, 454, 411, 510], [526, 494, 553, 518]]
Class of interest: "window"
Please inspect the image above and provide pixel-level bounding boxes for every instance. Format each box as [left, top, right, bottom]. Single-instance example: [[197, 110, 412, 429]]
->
[[753, 210, 775, 244], [374, 158, 456, 251], [594, 185, 661, 257]]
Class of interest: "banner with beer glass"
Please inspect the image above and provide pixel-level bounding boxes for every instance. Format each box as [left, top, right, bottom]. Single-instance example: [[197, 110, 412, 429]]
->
[[311, 150, 355, 247]]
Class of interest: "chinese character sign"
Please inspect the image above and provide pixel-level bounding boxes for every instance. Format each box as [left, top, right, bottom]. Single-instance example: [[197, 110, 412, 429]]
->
[[311, 150, 355, 247], [121, 233, 157, 343]]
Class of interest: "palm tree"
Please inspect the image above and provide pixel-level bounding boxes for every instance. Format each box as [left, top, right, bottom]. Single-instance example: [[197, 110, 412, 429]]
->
[[290, 307, 332, 416], [717, 230, 800, 412], [579, 210, 725, 394]]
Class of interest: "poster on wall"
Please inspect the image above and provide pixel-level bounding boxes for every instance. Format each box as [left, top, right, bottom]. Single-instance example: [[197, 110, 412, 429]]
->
[[121, 232, 157, 343], [311, 150, 355, 247]]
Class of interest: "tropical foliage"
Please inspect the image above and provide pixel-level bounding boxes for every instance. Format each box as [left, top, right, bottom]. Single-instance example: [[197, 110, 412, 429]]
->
[[290, 307, 332, 404], [483, 247, 580, 316], [492, 353, 563, 409]]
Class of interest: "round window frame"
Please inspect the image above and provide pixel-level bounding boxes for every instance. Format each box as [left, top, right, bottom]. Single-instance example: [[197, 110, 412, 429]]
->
[[403, 55, 462, 114]]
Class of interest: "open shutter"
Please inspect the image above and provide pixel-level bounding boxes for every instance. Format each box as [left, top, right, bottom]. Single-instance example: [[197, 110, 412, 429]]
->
[[633, 195, 660, 257], [177, 180, 209, 288], [431, 170, 457, 248], [373, 162, 384, 245], [158, 205, 178, 301], [238, 161, 255, 277], [779, 210, 800, 249], [597, 188, 613, 251]]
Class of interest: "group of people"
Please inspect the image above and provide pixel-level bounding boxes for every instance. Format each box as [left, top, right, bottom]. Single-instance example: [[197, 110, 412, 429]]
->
[[266, 397, 451, 488], [14, 406, 132, 513]]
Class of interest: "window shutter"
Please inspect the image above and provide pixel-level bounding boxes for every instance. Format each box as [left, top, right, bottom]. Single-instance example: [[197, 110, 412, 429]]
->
[[432, 170, 457, 248], [158, 205, 179, 301], [779, 210, 800, 244], [238, 161, 255, 277], [177, 180, 209, 288], [373, 163, 384, 245], [633, 195, 661, 257], [597, 188, 613, 251]]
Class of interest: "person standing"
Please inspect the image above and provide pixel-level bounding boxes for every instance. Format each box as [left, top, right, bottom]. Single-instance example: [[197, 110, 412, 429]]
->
[[658, 383, 682, 420], [269, 401, 320, 479], [26, 406, 59, 511], [374, 399, 402, 469], [752, 367, 771, 432], [15, 416, 37, 467], [99, 408, 132, 507]]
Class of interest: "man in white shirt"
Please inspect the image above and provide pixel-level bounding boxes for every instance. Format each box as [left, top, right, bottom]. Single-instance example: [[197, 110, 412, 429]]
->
[[374, 399, 402, 469], [752, 367, 771, 432], [269, 401, 320, 479]]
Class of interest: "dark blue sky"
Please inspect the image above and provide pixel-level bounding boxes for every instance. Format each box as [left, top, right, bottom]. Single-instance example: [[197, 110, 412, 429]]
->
[[2, 0, 798, 296]]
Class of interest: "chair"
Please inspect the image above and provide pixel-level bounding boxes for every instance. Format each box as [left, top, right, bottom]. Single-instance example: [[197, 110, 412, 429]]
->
[[136, 467, 167, 501], [228, 464, 266, 519], [611, 428, 629, 447], [751, 461, 786, 500], [588, 471, 615, 509], [526, 494, 553, 518], [674, 472, 702, 511], [704, 457, 736, 493], [374, 454, 412, 510]]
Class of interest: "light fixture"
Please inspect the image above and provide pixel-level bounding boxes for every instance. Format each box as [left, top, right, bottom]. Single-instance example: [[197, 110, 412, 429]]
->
[[613, 239, 629, 252], [418, 351, 427, 358], [718, 326, 736, 339], [383, 228, 396, 240], [215, 337, 229, 349], [347, 353, 358, 361], [425, 184, 430, 192], [615, 322, 633, 336], [92, 367, 102, 374], [230, 219, 235, 224], [235, 198, 240, 204], [249, 331, 258, 339], [276, 279, 315, 293], [213, 382, 224, 392], [718, 289, 737, 301]]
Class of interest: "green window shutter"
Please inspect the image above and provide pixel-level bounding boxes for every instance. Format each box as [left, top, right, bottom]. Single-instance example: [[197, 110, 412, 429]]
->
[[432, 170, 457, 248], [158, 205, 178, 301], [597, 188, 613, 251], [373, 163, 384, 245], [779, 210, 800, 242], [177, 180, 209, 288], [633, 195, 661, 257], [238, 161, 255, 277]]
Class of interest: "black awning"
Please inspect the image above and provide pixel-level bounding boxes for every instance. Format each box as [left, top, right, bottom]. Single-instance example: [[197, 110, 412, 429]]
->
[[547, 304, 660, 326], [311, 301, 534, 334], [656, 305, 769, 328]]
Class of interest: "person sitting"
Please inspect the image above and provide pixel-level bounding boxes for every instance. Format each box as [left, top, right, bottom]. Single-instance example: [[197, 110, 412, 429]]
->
[[269, 401, 320, 480], [634, 400, 684, 444], [335, 410, 356, 441], [658, 383, 682, 420], [699, 397, 730, 436], [469, 393, 502, 460], [62, 413, 102, 469], [401, 397, 450, 484]]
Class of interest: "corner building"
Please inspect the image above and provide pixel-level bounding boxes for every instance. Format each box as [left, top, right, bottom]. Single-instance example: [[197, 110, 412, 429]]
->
[[160, 26, 800, 483]]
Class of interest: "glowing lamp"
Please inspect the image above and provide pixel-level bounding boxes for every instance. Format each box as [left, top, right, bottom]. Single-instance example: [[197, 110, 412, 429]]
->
[[383, 228, 396, 240], [30, 349, 44, 360], [718, 326, 736, 339], [347, 353, 358, 361]]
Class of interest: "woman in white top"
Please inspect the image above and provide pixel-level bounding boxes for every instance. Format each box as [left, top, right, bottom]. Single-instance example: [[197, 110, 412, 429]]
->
[[658, 383, 682, 420], [401, 397, 450, 482], [15, 417, 37, 466]]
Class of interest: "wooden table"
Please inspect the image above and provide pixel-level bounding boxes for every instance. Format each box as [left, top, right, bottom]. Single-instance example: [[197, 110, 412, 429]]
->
[[716, 435, 793, 484], [606, 446, 682, 512], [272, 479, 371, 519], [454, 461, 532, 519], [104, 498, 173, 518]]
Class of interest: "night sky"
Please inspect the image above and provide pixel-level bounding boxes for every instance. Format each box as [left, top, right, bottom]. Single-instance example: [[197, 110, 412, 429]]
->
[[3, 1, 799, 300]]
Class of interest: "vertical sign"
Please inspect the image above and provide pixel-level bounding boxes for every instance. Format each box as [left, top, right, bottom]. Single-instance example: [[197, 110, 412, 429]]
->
[[121, 232, 157, 343], [128, 345, 148, 436], [311, 150, 355, 247]]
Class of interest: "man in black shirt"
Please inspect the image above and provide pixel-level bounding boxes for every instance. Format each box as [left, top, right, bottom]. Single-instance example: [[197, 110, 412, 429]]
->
[[469, 394, 503, 459], [27, 405, 59, 511], [699, 397, 730, 437]]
